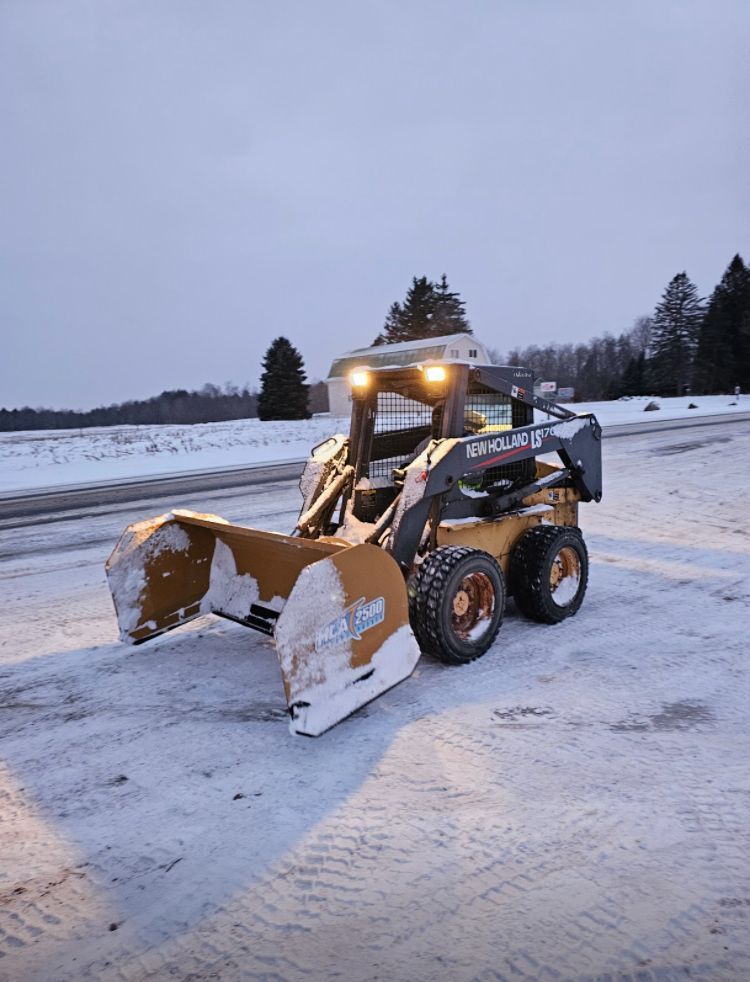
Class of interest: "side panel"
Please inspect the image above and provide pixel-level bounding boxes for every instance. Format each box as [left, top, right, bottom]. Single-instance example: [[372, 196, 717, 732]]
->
[[437, 512, 550, 577], [436, 490, 580, 577]]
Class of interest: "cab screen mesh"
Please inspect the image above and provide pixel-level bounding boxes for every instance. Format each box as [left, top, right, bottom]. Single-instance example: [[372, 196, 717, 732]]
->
[[370, 391, 436, 478], [463, 389, 513, 433], [463, 386, 535, 489]]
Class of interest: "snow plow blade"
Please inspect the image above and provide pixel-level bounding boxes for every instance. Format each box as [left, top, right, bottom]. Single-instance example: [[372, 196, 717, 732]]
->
[[106, 509, 419, 735]]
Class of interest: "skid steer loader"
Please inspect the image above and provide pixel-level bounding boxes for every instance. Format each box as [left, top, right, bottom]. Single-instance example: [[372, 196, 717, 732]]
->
[[107, 363, 602, 735]]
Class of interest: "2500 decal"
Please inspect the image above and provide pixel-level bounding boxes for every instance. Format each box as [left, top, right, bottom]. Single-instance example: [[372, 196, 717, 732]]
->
[[315, 596, 386, 651]]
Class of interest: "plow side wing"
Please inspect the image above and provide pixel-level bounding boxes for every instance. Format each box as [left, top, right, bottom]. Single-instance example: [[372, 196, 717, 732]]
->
[[105, 509, 344, 644], [106, 512, 420, 736], [275, 544, 420, 736]]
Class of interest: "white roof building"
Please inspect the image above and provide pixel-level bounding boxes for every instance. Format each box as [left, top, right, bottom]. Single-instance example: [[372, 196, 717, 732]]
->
[[326, 333, 491, 416]]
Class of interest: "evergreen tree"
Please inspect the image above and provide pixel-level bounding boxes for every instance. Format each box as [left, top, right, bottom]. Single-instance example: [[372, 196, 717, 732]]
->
[[257, 337, 311, 421], [372, 302, 403, 346], [433, 274, 470, 335], [650, 272, 703, 395], [620, 351, 648, 396], [694, 254, 750, 393], [373, 275, 471, 344]]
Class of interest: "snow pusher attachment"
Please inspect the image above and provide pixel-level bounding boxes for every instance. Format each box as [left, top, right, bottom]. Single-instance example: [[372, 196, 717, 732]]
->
[[106, 509, 419, 735], [107, 360, 603, 736]]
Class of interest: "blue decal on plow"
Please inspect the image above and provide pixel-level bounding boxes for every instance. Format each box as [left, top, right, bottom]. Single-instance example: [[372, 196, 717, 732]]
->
[[315, 596, 385, 651]]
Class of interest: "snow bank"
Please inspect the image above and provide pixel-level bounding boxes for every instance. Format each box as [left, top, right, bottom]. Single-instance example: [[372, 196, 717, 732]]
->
[[539, 393, 744, 426]]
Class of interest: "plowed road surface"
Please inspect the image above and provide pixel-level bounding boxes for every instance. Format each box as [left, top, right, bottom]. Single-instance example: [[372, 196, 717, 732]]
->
[[1, 418, 749, 981]]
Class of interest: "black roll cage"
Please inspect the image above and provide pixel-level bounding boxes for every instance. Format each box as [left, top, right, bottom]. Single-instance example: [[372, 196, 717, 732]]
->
[[348, 362, 602, 570]]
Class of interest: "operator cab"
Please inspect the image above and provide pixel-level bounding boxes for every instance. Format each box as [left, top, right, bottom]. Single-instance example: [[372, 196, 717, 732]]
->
[[347, 362, 535, 525]]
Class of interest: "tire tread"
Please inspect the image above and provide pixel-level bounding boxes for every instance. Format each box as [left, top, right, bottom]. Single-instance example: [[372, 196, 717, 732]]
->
[[510, 525, 588, 624], [410, 546, 504, 665]]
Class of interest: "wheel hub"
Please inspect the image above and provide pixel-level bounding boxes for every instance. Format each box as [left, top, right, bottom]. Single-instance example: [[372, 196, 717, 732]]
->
[[549, 546, 581, 606], [451, 572, 496, 640], [452, 590, 470, 617]]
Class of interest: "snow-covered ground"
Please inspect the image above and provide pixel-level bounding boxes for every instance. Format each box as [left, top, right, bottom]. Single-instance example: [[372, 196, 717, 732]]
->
[[1, 419, 749, 980], [0, 415, 350, 493], [1, 394, 745, 493]]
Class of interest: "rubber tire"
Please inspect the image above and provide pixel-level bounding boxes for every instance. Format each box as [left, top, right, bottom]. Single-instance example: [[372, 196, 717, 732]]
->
[[409, 546, 505, 666], [510, 525, 589, 624]]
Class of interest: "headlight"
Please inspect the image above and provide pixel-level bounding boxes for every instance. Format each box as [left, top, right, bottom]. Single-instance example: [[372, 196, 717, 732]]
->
[[424, 365, 446, 383], [350, 370, 369, 388]]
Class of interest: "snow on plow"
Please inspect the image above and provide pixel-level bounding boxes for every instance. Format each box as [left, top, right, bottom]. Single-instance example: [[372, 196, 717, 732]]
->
[[106, 509, 420, 735]]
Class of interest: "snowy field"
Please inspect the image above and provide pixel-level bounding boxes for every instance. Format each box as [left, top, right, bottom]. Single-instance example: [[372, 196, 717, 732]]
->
[[1, 418, 749, 980], [0, 415, 350, 494], [0, 394, 745, 493]]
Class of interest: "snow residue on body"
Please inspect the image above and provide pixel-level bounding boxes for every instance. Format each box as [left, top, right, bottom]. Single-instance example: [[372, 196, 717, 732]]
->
[[286, 623, 420, 737], [147, 521, 192, 557], [338, 506, 373, 544], [391, 439, 455, 536], [551, 566, 581, 606], [202, 539, 261, 619], [273, 554, 421, 735], [106, 513, 191, 639], [551, 415, 593, 440], [354, 475, 392, 491], [171, 507, 230, 526], [201, 538, 287, 618], [298, 433, 348, 504], [275, 556, 349, 690]]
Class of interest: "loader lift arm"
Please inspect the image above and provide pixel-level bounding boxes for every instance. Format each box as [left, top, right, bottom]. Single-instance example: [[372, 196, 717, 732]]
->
[[386, 413, 602, 570]]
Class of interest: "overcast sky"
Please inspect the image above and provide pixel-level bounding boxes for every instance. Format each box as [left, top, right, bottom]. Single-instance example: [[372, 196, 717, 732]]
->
[[1, 1, 748, 409]]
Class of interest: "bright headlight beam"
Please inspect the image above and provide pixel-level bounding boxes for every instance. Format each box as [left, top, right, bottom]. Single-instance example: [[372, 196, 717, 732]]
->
[[350, 370, 369, 388], [424, 365, 446, 383]]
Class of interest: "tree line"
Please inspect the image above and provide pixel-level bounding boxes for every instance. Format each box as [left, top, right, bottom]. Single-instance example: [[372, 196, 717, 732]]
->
[[503, 254, 750, 401], [2, 258, 747, 431], [0, 384, 260, 432], [0, 373, 331, 432]]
